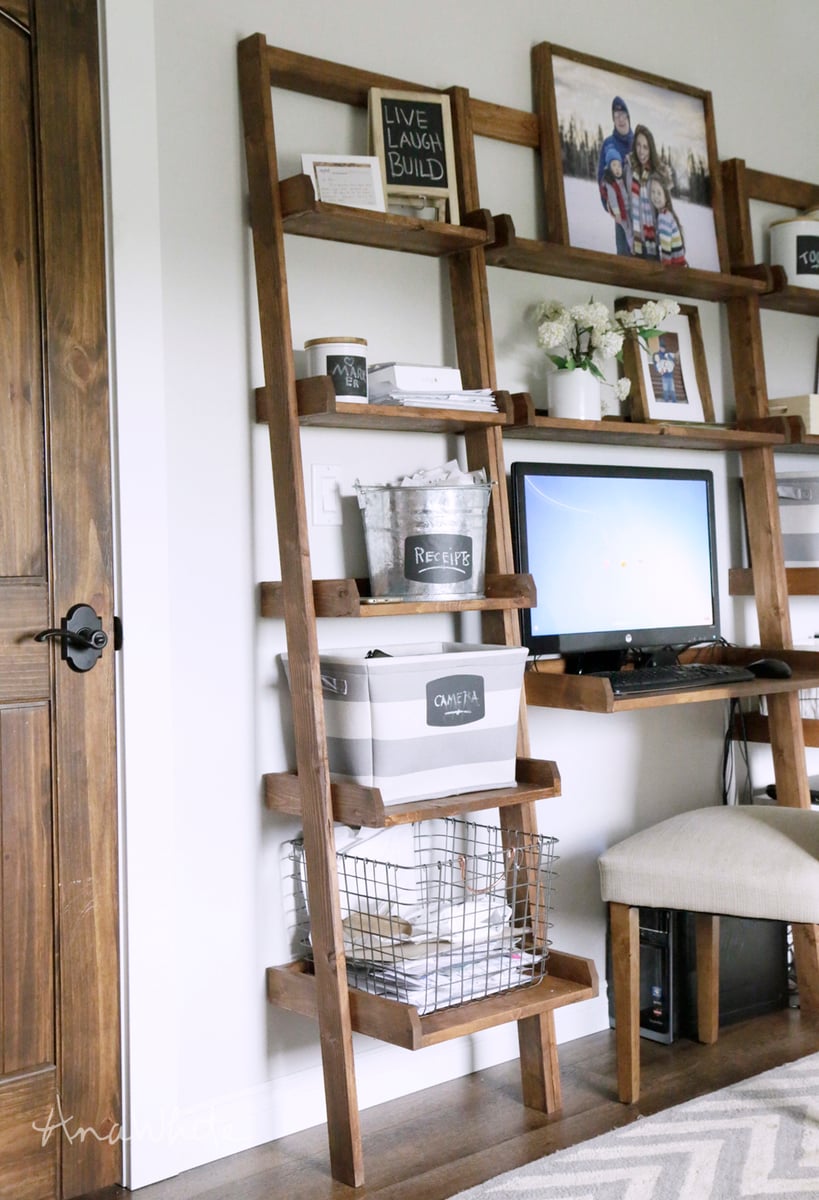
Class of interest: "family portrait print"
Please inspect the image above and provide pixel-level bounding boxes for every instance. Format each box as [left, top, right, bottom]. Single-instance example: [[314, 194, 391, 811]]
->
[[549, 52, 723, 272]]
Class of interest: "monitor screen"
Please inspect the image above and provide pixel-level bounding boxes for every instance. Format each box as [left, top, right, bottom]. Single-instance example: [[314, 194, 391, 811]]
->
[[510, 461, 720, 668]]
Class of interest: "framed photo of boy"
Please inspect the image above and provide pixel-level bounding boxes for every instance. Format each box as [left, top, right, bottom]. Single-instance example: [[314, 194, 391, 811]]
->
[[616, 297, 714, 424], [532, 44, 729, 274]]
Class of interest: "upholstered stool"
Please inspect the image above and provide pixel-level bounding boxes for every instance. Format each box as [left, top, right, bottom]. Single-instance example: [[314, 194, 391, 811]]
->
[[599, 805, 819, 1103]]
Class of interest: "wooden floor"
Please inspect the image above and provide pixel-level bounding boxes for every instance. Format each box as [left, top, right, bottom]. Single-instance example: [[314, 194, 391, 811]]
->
[[81, 1007, 819, 1200]]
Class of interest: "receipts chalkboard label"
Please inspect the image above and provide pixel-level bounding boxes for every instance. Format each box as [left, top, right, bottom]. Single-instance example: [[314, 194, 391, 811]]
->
[[368, 88, 460, 224], [404, 534, 473, 584]]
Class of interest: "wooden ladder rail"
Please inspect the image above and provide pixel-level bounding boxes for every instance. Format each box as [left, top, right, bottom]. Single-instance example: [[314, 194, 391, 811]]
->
[[446, 84, 563, 1112], [722, 157, 819, 1012], [238, 34, 364, 1187]]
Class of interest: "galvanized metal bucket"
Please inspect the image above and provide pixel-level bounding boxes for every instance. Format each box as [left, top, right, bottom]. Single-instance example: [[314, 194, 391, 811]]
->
[[355, 483, 492, 600]]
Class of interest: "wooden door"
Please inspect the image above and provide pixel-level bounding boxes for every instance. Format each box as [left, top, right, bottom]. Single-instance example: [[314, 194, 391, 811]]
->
[[0, 4, 120, 1198]]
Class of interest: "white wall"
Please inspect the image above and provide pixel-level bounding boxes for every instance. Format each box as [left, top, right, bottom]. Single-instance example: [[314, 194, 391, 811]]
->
[[102, 0, 819, 1186]]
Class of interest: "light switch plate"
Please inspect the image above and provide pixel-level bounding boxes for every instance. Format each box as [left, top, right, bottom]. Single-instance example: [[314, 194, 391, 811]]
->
[[311, 464, 343, 526]]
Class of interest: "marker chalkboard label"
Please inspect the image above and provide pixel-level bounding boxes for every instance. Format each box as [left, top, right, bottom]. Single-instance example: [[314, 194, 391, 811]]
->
[[326, 353, 367, 399], [369, 88, 460, 223], [796, 235, 819, 278]]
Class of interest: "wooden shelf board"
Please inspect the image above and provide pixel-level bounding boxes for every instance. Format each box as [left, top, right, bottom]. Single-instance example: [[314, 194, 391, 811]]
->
[[259, 573, 535, 619], [730, 567, 819, 596], [760, 285, 819, 318], [504, 415, 785, 451], [256, 376, 512, 430], [524, 647, 819, 713], [776, 435, 819, 454], [279, 174, 490, 256], [266, 949, 598, 1051], [733, 713, 819, 747], [483, 220, 768, 302], [264, 756, 560, 826]]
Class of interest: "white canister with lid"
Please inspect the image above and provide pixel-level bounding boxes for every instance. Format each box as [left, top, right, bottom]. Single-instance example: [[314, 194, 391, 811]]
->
[[305, 336, 368, 401], [769, 216, 819, 290]]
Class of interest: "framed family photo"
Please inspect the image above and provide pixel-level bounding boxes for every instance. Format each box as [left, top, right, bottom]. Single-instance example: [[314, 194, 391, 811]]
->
[[532, 44, 729, 274], [616, 297, 714, 423]]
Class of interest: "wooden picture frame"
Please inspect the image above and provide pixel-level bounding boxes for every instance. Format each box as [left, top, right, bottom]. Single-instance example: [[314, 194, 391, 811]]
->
[[368, 88, 460, 224], [616, 297, 714, 423], [532, 43, 729, 273], [301, 154, 386, 212]]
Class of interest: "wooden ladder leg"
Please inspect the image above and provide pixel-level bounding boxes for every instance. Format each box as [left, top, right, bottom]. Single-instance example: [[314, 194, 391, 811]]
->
[[792, 923, 819, 1013], [518, 1010, 562, 1113], [694, 913, 720, 1044], [610, 902, 640, 1103]]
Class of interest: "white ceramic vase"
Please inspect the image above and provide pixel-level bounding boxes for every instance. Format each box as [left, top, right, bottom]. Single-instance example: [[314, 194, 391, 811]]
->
[[548, 368, 602, 420]]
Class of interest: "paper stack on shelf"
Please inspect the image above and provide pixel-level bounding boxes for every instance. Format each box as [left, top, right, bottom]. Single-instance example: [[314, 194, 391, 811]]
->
[[372, 389, 498, 412], [367, 361, 497, 412]]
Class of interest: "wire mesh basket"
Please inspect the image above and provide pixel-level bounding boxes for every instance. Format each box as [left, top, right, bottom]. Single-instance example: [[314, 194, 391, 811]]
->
[[287, 817, 558, 1014]]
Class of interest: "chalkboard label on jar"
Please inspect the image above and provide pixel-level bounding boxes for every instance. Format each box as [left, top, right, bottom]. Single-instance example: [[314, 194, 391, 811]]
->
[[326, 353, 367, 399], [403, 534, 473, 583], [425, 674, 485, 727], [796, 235, 819, 277]]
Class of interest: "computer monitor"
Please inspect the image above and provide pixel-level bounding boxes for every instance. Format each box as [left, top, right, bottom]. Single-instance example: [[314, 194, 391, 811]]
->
[[509, 461, 721, 671]]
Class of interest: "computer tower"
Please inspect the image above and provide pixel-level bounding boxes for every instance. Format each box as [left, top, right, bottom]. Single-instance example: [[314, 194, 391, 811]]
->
[[606, 906, 681, 1044], [607, 908, 788, 1043], [678, 914, 789, 1035]]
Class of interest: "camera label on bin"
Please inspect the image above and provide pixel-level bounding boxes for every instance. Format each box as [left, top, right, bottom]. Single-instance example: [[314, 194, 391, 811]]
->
[[404, 534, 473, 583], [426, 674, 485, 726]]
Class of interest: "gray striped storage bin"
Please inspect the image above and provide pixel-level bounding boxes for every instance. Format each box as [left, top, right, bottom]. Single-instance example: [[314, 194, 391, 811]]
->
[[777, 474, 819, 565], [286, 642, 526, 804]]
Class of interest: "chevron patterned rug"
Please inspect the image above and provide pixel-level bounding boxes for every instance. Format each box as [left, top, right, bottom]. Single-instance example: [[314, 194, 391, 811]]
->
[[449, 1052, 819, 1199]]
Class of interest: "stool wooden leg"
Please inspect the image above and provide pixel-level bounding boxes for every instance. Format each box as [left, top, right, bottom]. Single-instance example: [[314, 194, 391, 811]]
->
[[610, 902, 640, 1103], [695, 913, 719, 1044], [792, 923, 819, 1013]]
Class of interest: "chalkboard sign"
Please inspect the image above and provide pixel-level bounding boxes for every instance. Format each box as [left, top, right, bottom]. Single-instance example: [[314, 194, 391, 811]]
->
[[796, 235, 819, 278], [369, 89, 460, 224]]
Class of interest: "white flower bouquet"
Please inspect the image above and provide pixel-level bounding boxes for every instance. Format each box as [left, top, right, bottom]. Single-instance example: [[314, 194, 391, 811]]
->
[[535, 297, 680, 403]]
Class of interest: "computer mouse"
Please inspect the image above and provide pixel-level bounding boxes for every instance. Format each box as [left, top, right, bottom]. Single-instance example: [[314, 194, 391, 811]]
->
[[747, 657, 793, 679]]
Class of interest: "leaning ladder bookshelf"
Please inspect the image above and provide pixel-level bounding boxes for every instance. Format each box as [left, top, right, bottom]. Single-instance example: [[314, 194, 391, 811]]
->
[[237, 35, 597, 1188]]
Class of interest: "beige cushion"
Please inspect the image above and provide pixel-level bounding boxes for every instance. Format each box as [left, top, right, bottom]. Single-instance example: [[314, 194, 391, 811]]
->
[[599, 805, 819, 923]]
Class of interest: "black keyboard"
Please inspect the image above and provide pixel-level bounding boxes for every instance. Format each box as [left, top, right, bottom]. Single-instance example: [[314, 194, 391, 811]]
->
[[588, 661, 757, 697]]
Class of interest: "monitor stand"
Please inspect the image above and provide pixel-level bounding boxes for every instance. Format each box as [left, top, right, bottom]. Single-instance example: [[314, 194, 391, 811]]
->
[[564, 646, 680, 675], [564, 650, 627, 676]]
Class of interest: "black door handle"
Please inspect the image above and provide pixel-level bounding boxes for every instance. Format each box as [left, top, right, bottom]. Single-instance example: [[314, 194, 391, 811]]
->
[[35, 603, 109, 672]]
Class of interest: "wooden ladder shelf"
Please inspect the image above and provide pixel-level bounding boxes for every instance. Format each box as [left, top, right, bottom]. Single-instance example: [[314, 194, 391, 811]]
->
[[238, 33, 598, 1188]]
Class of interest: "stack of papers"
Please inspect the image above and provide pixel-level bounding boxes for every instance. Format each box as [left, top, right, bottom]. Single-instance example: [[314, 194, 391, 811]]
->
[[336, 896, 545, 1014], [371, 389, 497, 412], [346, 946, 542, 1013]]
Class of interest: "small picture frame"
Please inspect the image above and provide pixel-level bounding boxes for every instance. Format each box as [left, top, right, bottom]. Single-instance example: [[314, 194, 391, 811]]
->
[[533, 43, 728, 273], [368, 88, 460, 224], [616, 297, 714, 424], [301, 154, 386, 212]]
